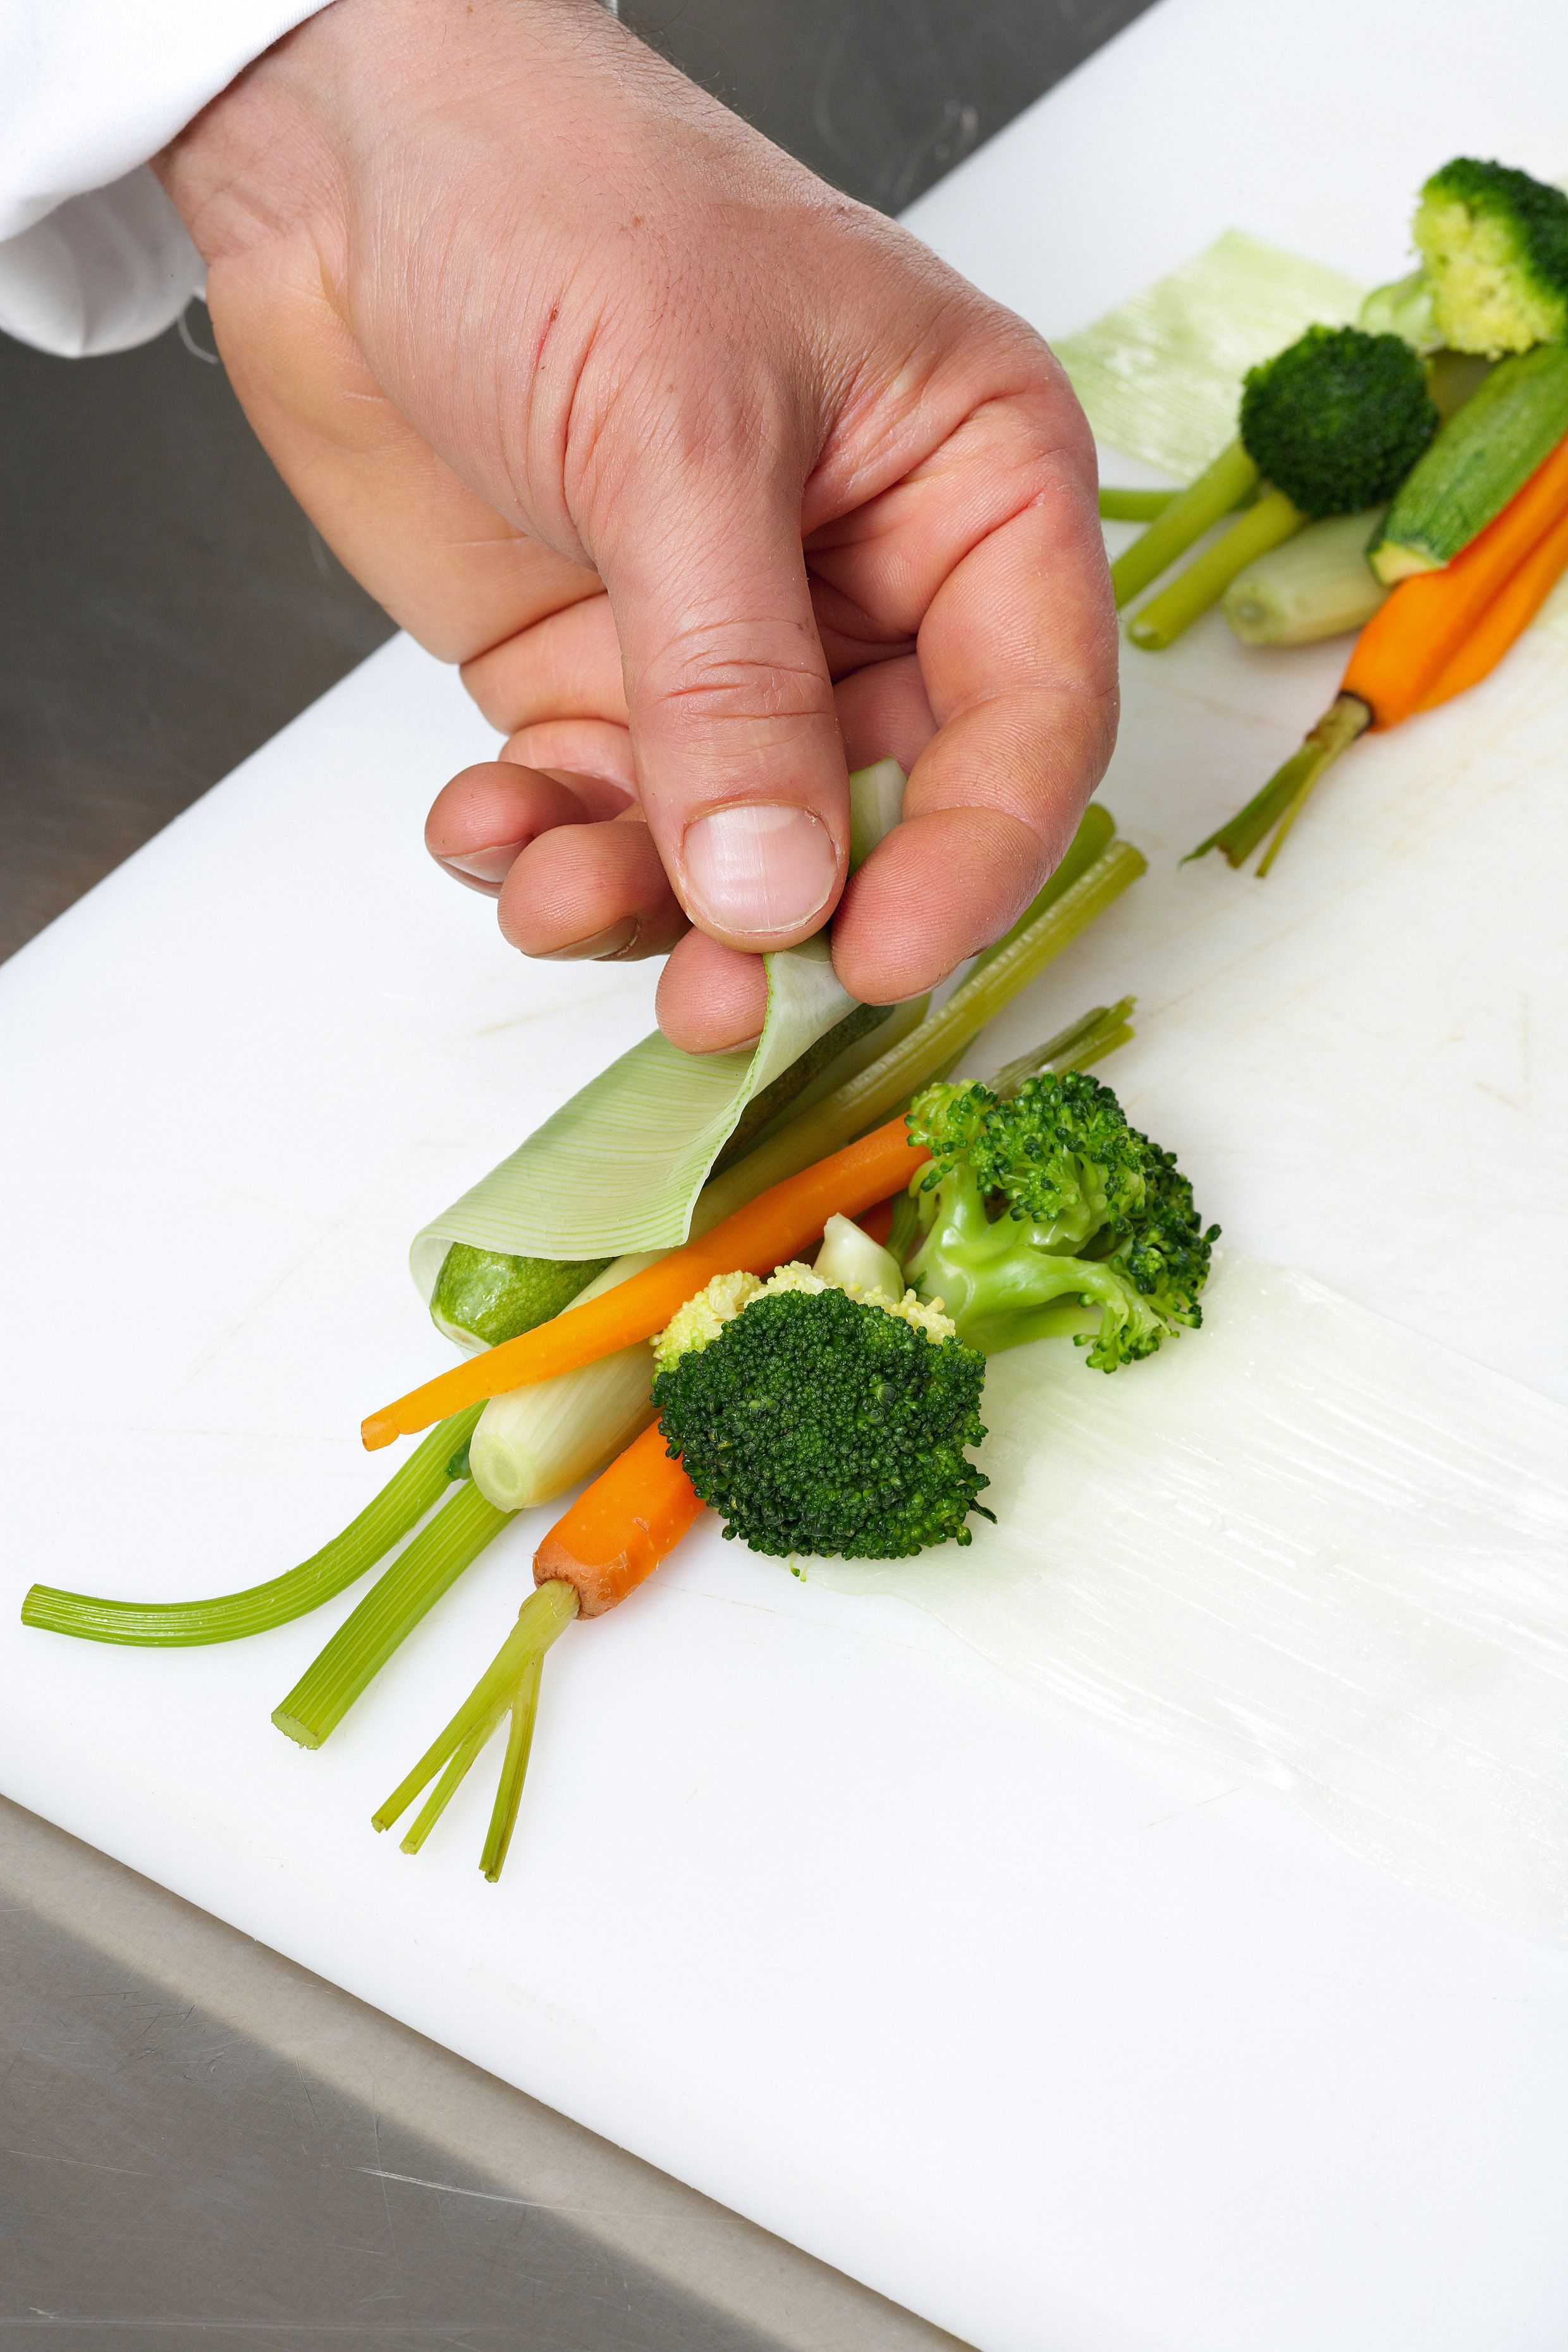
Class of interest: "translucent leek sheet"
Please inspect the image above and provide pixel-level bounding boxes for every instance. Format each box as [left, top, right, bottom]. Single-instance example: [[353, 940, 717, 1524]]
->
[[410, 933, 855, 1284], [811, 1256, 1568, 1944], [1055, 230, 1365, 479]]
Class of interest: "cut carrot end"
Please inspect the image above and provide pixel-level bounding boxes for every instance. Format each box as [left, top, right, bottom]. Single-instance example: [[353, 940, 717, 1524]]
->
[[361, 1414, 399, 1452], [534, 1419, 704, 1617]]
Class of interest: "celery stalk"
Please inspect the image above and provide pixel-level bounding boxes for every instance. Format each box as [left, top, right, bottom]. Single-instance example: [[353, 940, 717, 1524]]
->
[[1127, 489, 1306, 649], [21, 1405, 485, 1647], [1099, 487, 1180, 521], [272, 1478, 515, 1749], [1110, 439, 1259, 607], [694, 835, 1146, 1230]]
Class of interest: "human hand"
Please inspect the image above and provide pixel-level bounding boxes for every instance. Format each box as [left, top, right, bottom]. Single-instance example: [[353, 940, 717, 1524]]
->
[[157, 0, 1117, 1050]]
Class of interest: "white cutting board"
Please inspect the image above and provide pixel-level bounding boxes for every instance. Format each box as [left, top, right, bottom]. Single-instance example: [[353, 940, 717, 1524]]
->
[[4, 3, 1568, 2348]]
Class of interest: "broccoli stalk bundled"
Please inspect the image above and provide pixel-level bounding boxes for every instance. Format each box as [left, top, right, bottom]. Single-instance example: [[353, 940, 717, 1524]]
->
[[1115, 326, 1438, 650], [898, 1070, 1217, 1368]]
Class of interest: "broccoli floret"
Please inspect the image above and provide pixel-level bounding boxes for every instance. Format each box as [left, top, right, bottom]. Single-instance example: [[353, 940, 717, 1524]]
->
[[1238, 325, 1438, 519], [901, 1070, 1217, 1372], [652, 1275, 991, 1560], [1414, 159, 1568, 358]]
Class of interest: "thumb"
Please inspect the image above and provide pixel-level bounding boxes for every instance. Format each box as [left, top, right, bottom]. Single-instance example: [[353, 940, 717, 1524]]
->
[[599, 463, 848, 950]]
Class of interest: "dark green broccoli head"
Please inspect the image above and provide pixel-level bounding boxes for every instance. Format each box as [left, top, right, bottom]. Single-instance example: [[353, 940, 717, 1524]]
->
[[1239, 324, 1438, 518], [902, 1071, 1217, 1371], [652, 1285, 990, 1560], [1415, 159, 1568, 357]]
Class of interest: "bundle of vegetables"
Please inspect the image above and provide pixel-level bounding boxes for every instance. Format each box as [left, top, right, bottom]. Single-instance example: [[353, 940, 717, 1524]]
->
[[1101, 162, 1568, 653], [1191, 357, 1568, 871], [369, 1051, 1213, 1875], [1093, 157, 1568, 869], [23, 799, 1192, 1881]]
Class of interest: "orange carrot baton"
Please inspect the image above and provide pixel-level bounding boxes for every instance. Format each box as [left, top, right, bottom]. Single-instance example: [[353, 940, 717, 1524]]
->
[[362, 1117, 929, 1449], [1413, 498, 1568, 712], [534, 1418, 704, 1618], [372, 1419, 705, 1878]]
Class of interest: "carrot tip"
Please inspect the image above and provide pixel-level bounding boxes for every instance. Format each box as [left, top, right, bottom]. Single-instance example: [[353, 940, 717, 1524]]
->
[[362, 1414, 400, 1452]]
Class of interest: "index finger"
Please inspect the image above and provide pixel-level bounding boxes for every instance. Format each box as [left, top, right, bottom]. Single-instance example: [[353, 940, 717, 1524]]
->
[[810, 375, 1118, 1005]]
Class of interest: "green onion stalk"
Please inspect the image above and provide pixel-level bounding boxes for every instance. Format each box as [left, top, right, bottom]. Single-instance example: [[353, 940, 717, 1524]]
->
[[1110, 440, 1259, 608], [1184, 693, 1371, 874], [1098, 487, 1180, 522], [1125, 489, 1305, 651]]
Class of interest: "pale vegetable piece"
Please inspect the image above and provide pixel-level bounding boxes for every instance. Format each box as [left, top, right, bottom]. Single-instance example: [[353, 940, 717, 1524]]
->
[[1223, 508, 1390, 645], [812, 1211, 903, 1301], [468, 1252, 664, 1512], [1367, 342, 1568, 583]]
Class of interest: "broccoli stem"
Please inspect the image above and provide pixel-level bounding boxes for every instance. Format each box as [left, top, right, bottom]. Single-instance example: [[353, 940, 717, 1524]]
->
[[694, 836, 1147, 1230], [20, 1405, 486, 1648], [271, 1478, 515, 1749], [1099, 487, 1180, 520], [1126, 489, 1306, 650], [1184, 692, 1371, 872], [1110, 439, 1259, 608], [372, 1578, 579, 1878]]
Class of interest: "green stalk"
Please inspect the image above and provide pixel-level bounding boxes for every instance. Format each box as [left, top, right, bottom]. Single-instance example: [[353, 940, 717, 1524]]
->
[[1184, 693, 1371, 872], [967, 804, 1113, 979], [1110, 439, 1259, 608], [273, 1478, 515, 1749], [693, 835, 1146, 1230], [21, 1405, 485, 1647], [1099, 487, 1180, 521], [1126, 489, 1306, 650], [987, 996, 1136, 1096], [372, 1578, 579, 1878]]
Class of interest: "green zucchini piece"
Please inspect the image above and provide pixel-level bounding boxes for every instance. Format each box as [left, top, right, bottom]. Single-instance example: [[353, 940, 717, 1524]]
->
[[431, 1242, 611, 1349], [1368, 343, 1568, 583]]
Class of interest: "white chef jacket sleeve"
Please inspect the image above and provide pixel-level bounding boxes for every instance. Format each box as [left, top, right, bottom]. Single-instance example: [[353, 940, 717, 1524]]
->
[[0, 0, 330, 357]]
